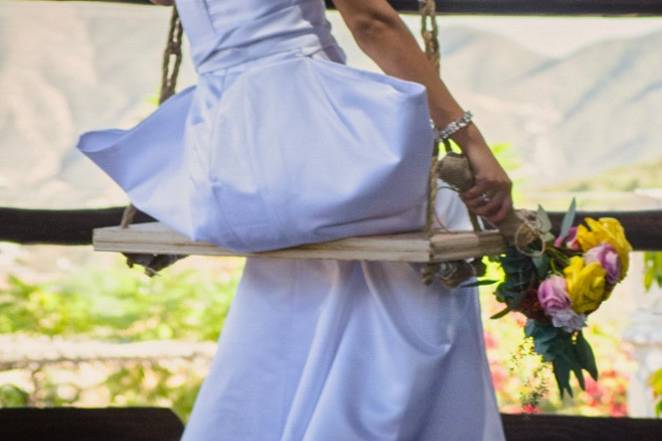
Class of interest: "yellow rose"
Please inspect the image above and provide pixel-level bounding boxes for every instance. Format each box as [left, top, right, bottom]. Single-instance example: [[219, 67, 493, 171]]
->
[[575, 217, 632, 280], [563, 256, 608, 314]]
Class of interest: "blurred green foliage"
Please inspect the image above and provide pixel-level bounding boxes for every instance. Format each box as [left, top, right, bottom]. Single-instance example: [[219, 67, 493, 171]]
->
[[644, 252, 662, 292], [0, 384, 30, 407], [0, 262, 236, 340], [553, 157, 662, 192], [650, 369, 662, 417], [644, 253, 662, 417], [0, 259, 239, 419]]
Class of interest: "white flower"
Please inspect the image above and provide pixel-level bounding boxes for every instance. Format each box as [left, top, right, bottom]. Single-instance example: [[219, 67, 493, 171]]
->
[[548, 307, 587, 333]]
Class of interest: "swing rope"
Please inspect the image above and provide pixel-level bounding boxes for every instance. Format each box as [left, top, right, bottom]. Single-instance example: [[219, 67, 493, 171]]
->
[[419, 0, 443, 284], [419, 0, 486, 286], [420, 0, 441, 241]]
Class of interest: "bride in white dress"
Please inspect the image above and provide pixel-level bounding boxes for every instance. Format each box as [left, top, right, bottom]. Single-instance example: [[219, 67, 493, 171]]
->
[[79, 0, 513, 439]]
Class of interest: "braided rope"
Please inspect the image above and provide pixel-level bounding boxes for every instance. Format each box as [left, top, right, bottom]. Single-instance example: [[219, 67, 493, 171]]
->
[[419, 1, 487, 286], [421, 0, 440, 239], [159, 8, 184, 104], [420, 0, 440, 74], [419, 0, 442, 285]]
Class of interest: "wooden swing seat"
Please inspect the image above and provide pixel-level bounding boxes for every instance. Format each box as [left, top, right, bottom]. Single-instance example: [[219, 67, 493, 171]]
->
[[92, 222, 507, 263], [89, 2, 514, 274]]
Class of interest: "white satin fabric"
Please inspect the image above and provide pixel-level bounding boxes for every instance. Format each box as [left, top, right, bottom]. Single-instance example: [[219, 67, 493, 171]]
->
[[76, 0, 505, 439], [77, 0, 432, 253]]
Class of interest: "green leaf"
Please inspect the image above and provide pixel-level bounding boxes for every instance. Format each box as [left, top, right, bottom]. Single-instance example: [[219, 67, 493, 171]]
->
[[526, 320, 565, 362], [563, 350, 586, 391], [505, 288, 528, 310], [575, 331, 599, 381], [460, 279, 498, 288], [0, 384, 30, 407], [490, 306, 511, 320], [645, 269, 654, 291], [532, 255, 550, 280], [650, 368, 662, 395], [644, 252, 662, 292], [559, 197, 577, 240], [552, 357, 573, 399], [524, 319, 542, 338], [537, 205, 552, 233]]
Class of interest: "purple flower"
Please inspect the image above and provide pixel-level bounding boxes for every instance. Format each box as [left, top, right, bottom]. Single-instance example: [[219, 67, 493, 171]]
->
[[585, 243, 621, 284], [555, 226, 580, 250], [548, 307, 587, 333], [537, 275, 571, 312]]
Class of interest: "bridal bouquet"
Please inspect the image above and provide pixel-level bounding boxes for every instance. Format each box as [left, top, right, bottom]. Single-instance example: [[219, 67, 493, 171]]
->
[[488, 200, 632, 397]]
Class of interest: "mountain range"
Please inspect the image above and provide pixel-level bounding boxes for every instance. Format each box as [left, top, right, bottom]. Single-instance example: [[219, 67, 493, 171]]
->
[[1, 1, 661, 211]]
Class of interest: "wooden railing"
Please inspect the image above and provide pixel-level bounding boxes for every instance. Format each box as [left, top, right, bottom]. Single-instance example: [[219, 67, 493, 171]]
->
[[95, 0, 662, 16], [2, 407, 661, 441], [1, 207, 661, 251]]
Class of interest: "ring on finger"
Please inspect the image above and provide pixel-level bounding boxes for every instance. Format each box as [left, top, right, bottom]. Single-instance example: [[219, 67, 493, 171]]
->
[[480, 192, 491, 204]]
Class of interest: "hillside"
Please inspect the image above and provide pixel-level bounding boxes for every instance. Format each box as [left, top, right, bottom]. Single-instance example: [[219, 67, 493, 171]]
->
[[552, 156, 662, 192], [0, 1, 196, 209], [1, 1, 661, 211]]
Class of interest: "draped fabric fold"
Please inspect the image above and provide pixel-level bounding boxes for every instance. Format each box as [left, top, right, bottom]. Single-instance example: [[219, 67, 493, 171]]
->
[[77, 49, 433, 252]]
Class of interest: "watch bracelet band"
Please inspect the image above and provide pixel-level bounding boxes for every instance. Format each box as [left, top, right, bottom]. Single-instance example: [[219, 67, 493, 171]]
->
[[432, 110, 474, 141]]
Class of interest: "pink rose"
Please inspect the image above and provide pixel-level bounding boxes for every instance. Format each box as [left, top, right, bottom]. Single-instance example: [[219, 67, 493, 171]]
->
[[537, 275, 571, 312], [554, 226, 580, 250], [585, 243, 621, 284]]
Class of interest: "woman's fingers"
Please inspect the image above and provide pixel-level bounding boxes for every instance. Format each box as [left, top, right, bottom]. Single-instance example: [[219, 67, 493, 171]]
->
[[461, 175, 511, 199], [457, 144, 514, 226], [464, 191, 504, 217], [461, 180, 492, 201], [488, 196, 513, 225], [462, 188, 496, 209], [460, 184, 513, 226]]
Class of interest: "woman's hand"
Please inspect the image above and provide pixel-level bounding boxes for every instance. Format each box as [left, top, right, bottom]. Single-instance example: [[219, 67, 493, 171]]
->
[[332, 0, 514, 226], [457, 138, 513, 226]]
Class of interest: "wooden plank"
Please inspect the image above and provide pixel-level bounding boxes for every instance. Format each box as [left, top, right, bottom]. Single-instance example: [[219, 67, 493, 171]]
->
[[501, 413, 662, 441], [2, 407, 661, 441], [93, 222, 507, 262], [430, 229, 507, 260], [0, 407, 184, 441], [0, 206, 155, 245]]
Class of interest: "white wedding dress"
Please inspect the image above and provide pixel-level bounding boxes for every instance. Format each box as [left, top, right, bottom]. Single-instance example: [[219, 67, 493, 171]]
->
[[76, 0, 506, 439]]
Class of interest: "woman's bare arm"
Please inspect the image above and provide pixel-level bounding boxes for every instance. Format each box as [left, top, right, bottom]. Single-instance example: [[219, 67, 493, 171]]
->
[[332, 0, 512, 225], [150, 0, 174, 5]]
